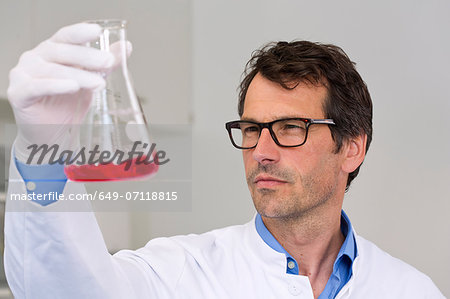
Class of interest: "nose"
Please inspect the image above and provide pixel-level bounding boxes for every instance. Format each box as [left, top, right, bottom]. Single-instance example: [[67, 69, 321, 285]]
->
[[252, 128, 280, 165]]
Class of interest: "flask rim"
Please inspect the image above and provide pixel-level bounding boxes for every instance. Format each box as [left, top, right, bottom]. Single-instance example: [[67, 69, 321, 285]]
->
[[84, 19, 127, 29]]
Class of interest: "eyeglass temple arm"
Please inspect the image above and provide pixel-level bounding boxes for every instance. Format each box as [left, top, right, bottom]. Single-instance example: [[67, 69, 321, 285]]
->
[[309, 119, 335, 125]]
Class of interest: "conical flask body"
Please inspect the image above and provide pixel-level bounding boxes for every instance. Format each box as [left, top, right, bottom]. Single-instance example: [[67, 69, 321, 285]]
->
[[65, 20, 158, 181]]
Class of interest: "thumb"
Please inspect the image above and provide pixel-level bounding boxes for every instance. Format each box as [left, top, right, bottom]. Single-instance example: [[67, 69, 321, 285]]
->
[[107, 41, 133, 72]]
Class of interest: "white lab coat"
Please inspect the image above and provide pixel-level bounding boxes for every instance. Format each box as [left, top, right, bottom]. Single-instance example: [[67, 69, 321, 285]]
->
[[4, 157, 445, 299]]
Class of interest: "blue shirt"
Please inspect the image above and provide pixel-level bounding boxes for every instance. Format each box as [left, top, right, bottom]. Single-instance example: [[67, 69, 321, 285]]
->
[[15, 158, 67, 206], [255, 211, 357, 298]]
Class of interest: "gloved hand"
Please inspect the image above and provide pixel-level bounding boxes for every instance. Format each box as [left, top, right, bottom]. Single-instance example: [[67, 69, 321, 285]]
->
[[7, 23, 130, 163]]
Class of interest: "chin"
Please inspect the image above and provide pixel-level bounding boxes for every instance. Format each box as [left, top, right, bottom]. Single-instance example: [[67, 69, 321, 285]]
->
[[253, 194, 291, 218], [252, 192, 309, 221]]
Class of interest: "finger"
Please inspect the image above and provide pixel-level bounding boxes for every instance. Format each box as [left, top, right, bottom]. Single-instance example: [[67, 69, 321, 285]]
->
[[29, 61, 105, 90], [50, 23, 101, 45], [107, 40, 133, 71], [110, 40, 133, 59], [9, 61, 105, 105], [35, 41, 114, 71], [8, 78, 81, 109]]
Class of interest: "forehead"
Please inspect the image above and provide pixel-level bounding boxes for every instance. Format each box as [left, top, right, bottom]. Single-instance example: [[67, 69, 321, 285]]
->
[[242, 73, 328, 122]]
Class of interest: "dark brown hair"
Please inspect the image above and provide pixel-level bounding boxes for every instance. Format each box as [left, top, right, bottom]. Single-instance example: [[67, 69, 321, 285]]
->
[[238, 41, 373, 190]]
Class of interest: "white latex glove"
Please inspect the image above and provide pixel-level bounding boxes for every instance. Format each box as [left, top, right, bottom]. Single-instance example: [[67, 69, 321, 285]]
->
[[7, 23, 130, 163]]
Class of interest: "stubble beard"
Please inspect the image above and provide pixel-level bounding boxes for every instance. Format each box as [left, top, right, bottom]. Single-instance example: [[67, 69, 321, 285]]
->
[[248, 163, 338, 222]]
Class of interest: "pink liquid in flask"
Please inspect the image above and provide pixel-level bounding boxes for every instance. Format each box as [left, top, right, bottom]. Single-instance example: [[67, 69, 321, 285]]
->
[[64, 155, 159, 182]]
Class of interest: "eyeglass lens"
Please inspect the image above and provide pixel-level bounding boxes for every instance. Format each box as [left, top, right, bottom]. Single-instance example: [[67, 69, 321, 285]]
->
[[230, 119, 308, 148]]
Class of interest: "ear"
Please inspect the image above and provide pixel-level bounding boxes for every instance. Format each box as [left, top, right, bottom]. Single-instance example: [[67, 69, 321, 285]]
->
[[341, 134, 367, 174]]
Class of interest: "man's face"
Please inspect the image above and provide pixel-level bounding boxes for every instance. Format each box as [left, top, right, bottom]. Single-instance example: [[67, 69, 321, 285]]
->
[[242, 74, 347, 220]]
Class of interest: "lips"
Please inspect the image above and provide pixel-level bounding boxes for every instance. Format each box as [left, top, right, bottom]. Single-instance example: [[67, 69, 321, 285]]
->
[[254, 175, 287, 188]]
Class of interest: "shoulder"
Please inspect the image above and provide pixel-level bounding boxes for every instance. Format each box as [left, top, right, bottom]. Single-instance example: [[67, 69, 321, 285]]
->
[[356, 235, 420, 274], [353, 235, 444, 298], [168, 221, 250, 252], [128, 221, 251, 263]]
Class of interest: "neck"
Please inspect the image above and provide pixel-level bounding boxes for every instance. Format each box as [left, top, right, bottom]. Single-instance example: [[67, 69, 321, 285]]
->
[[262, 203, 344, 296]]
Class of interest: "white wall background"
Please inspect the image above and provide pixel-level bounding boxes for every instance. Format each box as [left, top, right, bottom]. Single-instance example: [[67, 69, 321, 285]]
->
[[1, 0, 449, 296]]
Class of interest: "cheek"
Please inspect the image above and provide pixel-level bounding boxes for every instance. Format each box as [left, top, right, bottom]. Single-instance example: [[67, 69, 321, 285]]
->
[[287, 148, 332, 181], [285, 149, 315, 171], [242, 151, 253, 173]]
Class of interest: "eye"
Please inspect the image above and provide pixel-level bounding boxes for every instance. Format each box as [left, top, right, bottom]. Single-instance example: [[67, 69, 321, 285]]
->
[[243, 125, 259, 133], [282, 123, 305, 131], [274, 120, 307, 136], [283, 124, 301, 129]]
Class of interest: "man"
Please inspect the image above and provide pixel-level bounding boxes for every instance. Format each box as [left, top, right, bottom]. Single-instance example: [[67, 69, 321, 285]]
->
[[4, 23, 445, 298]]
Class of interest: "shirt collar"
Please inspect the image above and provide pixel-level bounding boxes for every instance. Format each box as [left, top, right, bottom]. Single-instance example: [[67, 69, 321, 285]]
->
[[255, 210, 357, 269], [337, 210, 357, 264], [255, 212, 293, 258]]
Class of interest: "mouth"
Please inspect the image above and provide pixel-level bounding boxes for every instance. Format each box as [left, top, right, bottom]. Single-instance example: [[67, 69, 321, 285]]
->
[[254, 175, 288, 188]]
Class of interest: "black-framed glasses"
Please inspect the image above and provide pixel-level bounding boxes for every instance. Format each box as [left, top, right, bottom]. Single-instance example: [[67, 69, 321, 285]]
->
[[225, 118, 335, 149]]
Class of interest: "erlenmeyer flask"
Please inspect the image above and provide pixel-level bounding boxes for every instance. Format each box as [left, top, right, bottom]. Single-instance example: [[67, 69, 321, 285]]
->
[[64, 19, 159, 181]]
